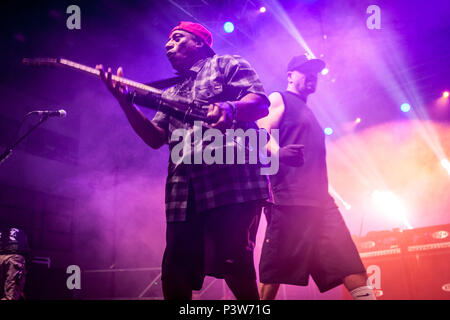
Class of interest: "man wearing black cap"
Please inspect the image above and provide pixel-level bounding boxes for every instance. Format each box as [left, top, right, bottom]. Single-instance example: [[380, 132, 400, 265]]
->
[[257, 54, 374, 300], [97, 22, 270, 300]]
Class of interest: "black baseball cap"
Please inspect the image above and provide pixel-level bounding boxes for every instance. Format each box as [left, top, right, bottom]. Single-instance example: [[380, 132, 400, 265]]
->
[[287, 54, 325, 73]]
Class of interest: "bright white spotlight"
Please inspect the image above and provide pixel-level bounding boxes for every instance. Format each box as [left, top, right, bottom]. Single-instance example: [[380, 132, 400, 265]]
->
[[223, 22, 234, 33], [400, 103, 411, 112], [259, 6, 266, 13], [324, 127, 333, 135], [371, 190, 412, 229], [443, 91, 449, 98], [401, 103, 411, 112], [441, 158, 450, 175], [321, 68, 329, 75]]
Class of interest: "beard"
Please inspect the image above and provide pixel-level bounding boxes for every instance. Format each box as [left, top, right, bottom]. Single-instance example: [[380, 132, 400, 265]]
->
[[303, 77, 317, 93], [296, 81, 316, 95]]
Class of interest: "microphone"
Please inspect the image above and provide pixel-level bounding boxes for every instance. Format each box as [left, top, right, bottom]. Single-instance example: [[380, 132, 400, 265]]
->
[[29, 109, 67, 117]]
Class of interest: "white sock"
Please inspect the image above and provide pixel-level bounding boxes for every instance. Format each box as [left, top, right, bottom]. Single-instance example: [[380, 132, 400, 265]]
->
[[350, 286, 376, 300]]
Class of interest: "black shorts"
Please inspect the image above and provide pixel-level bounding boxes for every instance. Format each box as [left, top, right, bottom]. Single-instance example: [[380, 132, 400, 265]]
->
[[259, 205, 366, 293], [162, 200, 262, 291]]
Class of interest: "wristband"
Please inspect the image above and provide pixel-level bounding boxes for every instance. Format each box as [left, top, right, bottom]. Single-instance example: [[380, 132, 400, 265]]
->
[[226, 101, 237, 127]]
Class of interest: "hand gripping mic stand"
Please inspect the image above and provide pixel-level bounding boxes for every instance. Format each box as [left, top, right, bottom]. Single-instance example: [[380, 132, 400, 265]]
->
[[0, 113, 53, 165]]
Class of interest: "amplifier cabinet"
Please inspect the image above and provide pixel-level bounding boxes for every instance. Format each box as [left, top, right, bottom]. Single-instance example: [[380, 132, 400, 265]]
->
[[343, 224, 450, 300]]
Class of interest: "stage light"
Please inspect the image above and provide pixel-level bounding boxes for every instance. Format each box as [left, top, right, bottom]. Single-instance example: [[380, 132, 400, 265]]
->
[[329, 185, 351, 211], [321, 68, 329, 75], [324, 127, 333, 135], [259, 7, 266, 13], [266, 0, 315, 59], [443, 91, 449, 98], [223, 22, 234, 33], [401, 103, 411, 112], [371, 190, 412, 229], [441, 158, 450, 175], [355, 117, 361, 124]]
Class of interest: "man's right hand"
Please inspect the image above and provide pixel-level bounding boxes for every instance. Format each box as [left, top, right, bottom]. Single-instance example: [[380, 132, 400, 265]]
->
[[96, 64, 130, 107], [279, 144, 305, 167]]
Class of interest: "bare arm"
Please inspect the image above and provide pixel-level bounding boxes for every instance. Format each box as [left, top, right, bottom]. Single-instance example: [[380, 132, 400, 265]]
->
[[96, 65, 167, 149], [257, 92, 304, 166], [257, 92, 285, 155], [207, 93, 269, 132], [232, 92, 270, 122]]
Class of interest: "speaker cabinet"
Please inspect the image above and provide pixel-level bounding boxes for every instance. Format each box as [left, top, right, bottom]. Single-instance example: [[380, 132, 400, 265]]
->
[[344, 224, 450, 300], [406, 250, 450, 299]]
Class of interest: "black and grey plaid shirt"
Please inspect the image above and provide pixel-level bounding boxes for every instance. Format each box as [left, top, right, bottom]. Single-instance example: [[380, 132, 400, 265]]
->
[[152, 54, 270, 222]]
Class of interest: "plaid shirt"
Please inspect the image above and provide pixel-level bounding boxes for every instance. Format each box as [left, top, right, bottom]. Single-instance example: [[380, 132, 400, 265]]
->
[[152, 54, 270, 222]]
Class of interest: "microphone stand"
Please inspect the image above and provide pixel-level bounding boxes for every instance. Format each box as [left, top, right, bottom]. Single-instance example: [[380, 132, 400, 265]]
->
[[0, 114, 51, 165]]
